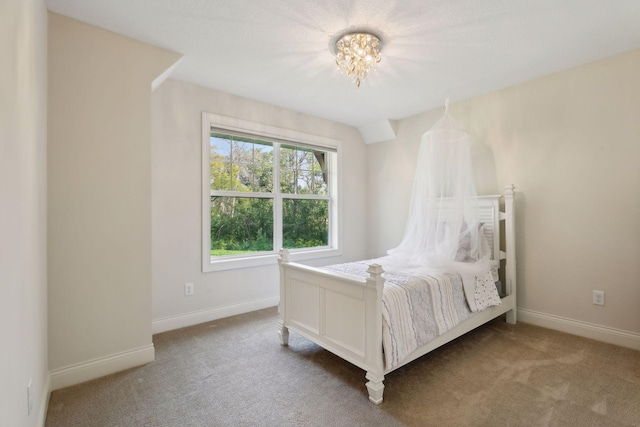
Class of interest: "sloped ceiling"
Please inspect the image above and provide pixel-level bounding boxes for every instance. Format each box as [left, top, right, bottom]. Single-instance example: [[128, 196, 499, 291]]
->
[[47, 0, 640, 131]]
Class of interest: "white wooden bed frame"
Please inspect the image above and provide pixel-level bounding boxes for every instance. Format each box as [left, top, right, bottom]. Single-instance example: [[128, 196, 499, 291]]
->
[[277, 185, 517, 404]]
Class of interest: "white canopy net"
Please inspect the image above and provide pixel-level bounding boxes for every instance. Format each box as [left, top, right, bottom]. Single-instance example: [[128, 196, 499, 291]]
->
[[382, 111, 491, 276]]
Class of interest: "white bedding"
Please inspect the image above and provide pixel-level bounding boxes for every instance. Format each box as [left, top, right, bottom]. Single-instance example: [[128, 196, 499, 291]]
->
[[322, 260, 501, 370]]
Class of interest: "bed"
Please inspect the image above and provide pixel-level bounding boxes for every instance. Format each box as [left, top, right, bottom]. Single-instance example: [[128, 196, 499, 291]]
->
[[277, 185, 517, 404]]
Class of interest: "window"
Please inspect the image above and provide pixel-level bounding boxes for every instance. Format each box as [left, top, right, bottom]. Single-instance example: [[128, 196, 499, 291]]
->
[[202, 113, 341, 272]]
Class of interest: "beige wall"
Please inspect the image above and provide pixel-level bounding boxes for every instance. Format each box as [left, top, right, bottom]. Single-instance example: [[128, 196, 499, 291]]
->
[[151, 79, 368, 328], [0, 0, 49, 425], [368, 49, 640, 338], [7, 7, 633, 414], [47, 13, 181, 381]]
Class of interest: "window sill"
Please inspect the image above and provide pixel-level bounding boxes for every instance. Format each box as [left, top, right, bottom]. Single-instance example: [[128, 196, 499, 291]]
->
[[203, 247, 342, 272]]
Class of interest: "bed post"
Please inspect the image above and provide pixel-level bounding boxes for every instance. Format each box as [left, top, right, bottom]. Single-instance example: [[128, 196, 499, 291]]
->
[[277, 248, 290, 346], [504, 185, 517, 324], [364, 263, 385, 405]]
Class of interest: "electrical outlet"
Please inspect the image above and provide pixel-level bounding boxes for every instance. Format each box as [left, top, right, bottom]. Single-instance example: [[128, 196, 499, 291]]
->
[[184, 282, 194, 296], [593, 290, 605, 306], [27, 380, 33, 415]]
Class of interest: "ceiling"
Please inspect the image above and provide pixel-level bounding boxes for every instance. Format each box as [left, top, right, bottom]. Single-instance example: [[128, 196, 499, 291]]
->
[[47, 0, 640, 129]]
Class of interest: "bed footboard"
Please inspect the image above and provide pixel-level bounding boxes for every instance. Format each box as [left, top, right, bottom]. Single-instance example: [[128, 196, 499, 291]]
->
[[278, 249, 386, 404]]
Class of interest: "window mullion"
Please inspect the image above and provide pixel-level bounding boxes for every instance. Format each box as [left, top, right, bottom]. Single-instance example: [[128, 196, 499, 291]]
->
[[280, 193, 329, 201], [210, 190, 274, 199], [273, 143, 283, 252]]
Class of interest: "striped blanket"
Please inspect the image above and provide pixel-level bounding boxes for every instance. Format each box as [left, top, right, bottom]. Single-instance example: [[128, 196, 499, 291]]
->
[[322, 260, 500, 370]]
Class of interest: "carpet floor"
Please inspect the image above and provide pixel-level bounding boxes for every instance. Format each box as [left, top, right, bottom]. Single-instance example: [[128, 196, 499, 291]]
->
[[46, 308, 640, 426]]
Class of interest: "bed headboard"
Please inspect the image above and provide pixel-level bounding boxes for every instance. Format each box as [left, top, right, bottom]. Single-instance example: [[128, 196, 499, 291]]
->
[[477, 195, 501, 262], [436, 189, 515, 297], [432, 195, 502, 261]]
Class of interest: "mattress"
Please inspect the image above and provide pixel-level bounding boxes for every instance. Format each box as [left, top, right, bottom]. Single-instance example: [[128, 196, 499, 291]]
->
[[322, 259, 500, 370]]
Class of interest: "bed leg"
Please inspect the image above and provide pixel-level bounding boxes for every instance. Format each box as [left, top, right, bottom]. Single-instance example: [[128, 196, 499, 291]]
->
[[506, 308, 517, 325], [365, 372, 385, 405], [277, 320, 289, 346]]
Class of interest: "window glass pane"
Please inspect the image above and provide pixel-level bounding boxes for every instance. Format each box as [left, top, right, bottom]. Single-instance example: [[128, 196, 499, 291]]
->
[[211, 133, 273, 193], [280, 146, 329, 195], [313, 172, 327, 195], [279, 146, 296, 193], [299, 151, 312, 171], [283, 199, 329, 249], [252, 142, 273, 192], [210, 135, 232, 191], [210, 196, 273, 256]]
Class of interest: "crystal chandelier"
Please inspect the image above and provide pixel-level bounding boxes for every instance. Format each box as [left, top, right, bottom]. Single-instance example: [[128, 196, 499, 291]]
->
[[334, 32, 382, 87]]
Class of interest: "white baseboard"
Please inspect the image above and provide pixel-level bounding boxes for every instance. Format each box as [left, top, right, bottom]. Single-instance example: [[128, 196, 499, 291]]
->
[[518, 307, 640, 351], [152, 296, 279, 334], [49, 344, 155, 391], [38, 373, 50, 427]]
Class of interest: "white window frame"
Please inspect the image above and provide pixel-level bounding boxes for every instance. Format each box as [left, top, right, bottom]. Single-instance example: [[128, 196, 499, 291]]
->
[[202, 112, 342, 272]]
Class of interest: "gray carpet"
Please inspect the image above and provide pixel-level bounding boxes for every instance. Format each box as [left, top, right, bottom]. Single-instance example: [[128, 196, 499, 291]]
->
[[46, 308, 640, 426]]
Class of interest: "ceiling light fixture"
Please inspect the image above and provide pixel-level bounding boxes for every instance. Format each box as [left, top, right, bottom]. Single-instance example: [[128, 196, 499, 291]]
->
[[334, 32, 382, 88]]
